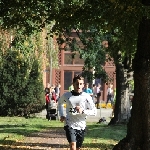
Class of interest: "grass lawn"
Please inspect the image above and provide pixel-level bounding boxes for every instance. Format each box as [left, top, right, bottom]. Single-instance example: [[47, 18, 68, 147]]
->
[[0, 116, 127, 150], [83, 122, 127, 149], [0, 117, 63, 144]]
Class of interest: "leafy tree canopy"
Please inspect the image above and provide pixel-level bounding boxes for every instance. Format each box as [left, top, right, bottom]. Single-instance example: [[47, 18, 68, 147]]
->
[[1, 0, 150, 81], [1, 0, 62, 34], [54, 0, 144, 54], [1, 0, 148, 54]]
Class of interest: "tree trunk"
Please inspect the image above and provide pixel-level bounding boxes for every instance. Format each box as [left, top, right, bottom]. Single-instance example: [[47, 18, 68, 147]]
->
[[109, 57, 131, 125], [113, 18, 150, 150]]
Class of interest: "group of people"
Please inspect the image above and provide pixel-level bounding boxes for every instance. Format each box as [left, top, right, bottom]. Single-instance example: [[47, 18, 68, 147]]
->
[[44, 83, 61, 113], [69, 82, 102, 106], [69, 82, 114, 109]]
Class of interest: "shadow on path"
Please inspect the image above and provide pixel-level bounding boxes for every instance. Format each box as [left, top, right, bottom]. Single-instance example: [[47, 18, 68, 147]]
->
[[0, 127, 69, 150]]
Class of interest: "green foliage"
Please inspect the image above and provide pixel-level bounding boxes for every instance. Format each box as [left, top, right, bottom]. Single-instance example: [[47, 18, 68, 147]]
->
[[0, 0, 146, 75], [0, 0, 148, 54], [62, 27, 108, 82], [0, 30, 45, 116], [45, 23, 59, 69], [53, 0, 145, 65], [128, 80, 134, 91], [53, 0, 146, 82], [1, 0, 61, 34]]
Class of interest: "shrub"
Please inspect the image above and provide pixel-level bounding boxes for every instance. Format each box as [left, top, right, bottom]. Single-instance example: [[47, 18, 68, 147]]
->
[[0, 33, 45, 116]]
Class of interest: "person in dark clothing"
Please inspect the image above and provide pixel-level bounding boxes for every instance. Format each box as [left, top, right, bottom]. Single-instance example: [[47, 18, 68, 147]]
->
[[45, 83, 50, 95], [96, 83, 101, 109], [106, 84, 114, 107], [54, 83, 61, 102]]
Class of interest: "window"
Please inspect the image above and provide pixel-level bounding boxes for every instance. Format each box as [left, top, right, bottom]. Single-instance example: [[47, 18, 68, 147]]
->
[[64, 71, 72, 90], [64, 71, 82, 90], [64, 52, 84, 65], [64, 53, 73, 64], [74, 53, 84, 64]]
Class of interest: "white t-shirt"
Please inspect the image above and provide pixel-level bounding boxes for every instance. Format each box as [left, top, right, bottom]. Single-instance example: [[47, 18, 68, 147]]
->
[[107, 88, 113, 95], [97, 87, 101, 93], [93, 87, 97, 95], [58, 92, 97, 130]]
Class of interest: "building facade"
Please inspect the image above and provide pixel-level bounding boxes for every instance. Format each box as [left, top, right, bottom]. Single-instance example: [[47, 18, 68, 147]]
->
[[43, 49, 116, 102]]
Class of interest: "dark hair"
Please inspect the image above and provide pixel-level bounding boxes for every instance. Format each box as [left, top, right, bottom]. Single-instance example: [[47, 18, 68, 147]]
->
[[73, 74, 84, 83]]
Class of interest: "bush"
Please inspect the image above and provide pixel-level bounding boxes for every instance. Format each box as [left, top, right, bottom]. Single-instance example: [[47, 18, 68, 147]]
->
[[0, 35, 45, 116]]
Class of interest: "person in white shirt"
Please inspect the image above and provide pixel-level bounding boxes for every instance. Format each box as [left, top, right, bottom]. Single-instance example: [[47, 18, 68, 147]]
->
[[92, 84, 97, 103], [58, 75, 97, 150], [96, 83, 101, 109], [54, 83, 61, 102], [106, 84, 114, 107]]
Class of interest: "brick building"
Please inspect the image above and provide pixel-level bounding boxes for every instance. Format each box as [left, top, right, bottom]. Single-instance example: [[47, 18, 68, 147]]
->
[[43, 32, 116, 102], [43, 51, 116, 102]]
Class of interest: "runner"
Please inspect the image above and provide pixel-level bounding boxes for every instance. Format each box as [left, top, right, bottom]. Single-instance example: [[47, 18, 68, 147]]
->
[[58, 74, 97, 150]]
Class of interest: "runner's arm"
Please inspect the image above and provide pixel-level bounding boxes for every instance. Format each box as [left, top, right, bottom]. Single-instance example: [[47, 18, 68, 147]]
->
[[58, 94, 66, 117]]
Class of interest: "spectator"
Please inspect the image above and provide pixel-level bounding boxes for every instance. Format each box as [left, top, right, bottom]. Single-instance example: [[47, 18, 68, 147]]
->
[[44, 83, 50, 95], [96, 83, 101, 109], [54, 83, 61, 102], [92, 84, 97, 103], [83, 83, 93, 96], [106, 84, 114, 108], [50, 86, 57, 102]]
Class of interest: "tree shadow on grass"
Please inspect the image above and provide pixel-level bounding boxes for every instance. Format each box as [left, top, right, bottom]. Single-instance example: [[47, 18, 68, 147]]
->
[[0, 141, 69, 150], [0, 123, 126, 150], [0, 142, 114, 150], [85, 123, 127, 141], [0, 126, 64, 143], [82, 142, 115, 150], [0, 127, 69, 149], [0, 126, 115, 150]]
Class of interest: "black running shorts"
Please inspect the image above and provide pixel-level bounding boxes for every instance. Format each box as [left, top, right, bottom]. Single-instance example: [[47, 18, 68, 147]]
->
[[64, 125, 85, 148]]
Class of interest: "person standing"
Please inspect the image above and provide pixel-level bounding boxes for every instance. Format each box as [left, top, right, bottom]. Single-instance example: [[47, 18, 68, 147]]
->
[[58, 75, 97, 150], [50, 86, 57, 102], [92, 84, 97, 103], [45, 83, 50, 111], [96, 83, 101, 109], [106, 84, 114, 108], [54, 83, 61, 102], [83, 83, 93, 96], [44, 83, 50, 95], [45, 85, 53, 120]]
